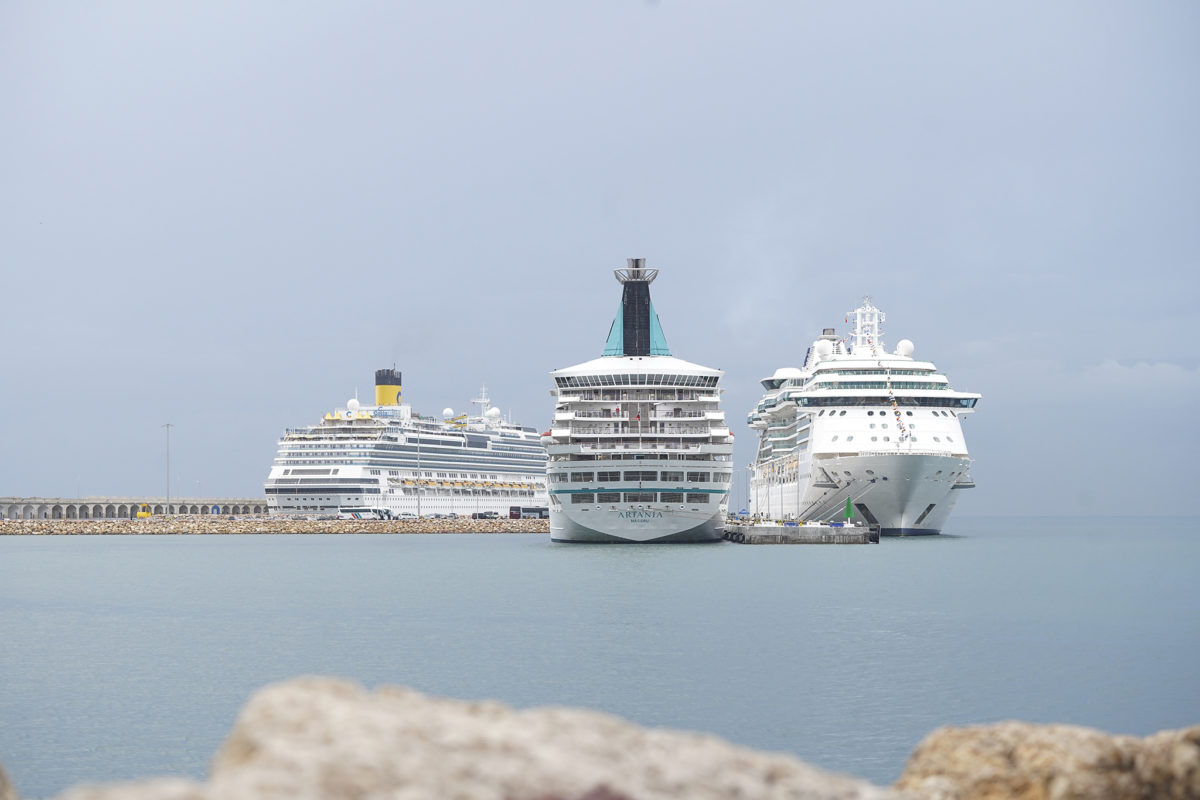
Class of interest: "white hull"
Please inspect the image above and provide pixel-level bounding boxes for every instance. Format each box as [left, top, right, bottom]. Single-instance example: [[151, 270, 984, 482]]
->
[[550, 505, 725, 543], [752, 452, 971, 535]]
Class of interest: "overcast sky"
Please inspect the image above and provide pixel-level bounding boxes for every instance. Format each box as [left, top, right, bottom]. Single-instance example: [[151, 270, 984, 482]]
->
[[2, 1, 1196, 517]]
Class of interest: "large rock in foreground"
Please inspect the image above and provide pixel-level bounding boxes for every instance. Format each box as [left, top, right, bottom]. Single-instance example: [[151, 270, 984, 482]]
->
[[895, 721, 1200, 800], [56, 677, 898, 800]]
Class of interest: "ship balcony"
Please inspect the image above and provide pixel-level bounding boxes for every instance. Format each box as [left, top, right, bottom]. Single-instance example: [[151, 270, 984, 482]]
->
[[573, 411, 628, 420], [567, 426, 714, 437]]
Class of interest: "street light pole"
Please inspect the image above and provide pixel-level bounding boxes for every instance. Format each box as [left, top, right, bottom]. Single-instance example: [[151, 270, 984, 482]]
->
[[163, 423, 174, 515]]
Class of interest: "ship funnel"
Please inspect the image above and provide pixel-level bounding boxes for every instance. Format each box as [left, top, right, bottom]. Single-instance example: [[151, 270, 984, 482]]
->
[[604, 258, 670, 357], [375, 368, 402, 406]]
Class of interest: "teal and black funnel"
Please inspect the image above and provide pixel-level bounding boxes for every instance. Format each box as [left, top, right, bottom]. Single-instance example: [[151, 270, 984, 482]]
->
[[602, 258, 671, 357]]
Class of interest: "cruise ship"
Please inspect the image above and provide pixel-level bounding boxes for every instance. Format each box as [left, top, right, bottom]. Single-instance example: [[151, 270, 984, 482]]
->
[[265, 370, 548, 517], [747, 298, 980, 535], [545, 259, 734, 542]]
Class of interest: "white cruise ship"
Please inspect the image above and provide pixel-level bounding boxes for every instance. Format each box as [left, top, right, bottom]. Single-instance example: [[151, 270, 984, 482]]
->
[[545, 259, 734, 542], [747, 298, 980, 535], [265, 369, 548, 517]]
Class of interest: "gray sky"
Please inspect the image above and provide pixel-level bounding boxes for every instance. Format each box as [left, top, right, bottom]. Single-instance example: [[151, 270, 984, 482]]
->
[[2, 1, 1196, 516]]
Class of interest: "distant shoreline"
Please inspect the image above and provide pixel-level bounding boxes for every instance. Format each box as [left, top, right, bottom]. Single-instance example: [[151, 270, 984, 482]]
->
[[0, 518, 550, 535]]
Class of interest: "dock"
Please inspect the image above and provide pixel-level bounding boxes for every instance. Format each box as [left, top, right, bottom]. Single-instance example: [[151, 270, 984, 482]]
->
[[722, 521, 879, 544]]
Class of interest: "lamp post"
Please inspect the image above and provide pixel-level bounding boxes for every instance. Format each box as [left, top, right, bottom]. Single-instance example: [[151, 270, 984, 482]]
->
[[162, 423, 174, 515]]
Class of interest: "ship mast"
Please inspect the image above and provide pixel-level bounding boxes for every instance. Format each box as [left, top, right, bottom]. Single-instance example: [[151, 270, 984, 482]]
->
[[848, 297, 886, 355]]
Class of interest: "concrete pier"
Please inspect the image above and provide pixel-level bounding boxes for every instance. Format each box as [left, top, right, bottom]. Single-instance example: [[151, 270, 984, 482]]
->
[[723, 522, 879, 544]]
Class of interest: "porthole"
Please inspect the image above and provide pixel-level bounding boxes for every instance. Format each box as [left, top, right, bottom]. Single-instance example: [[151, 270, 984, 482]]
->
[[906, 411, 913, 416], [947, 436, 954, 442], [839, 410, 847, 416], [865, 469, 875, 475], [867, 410, 874, 416], [883, 436, 890, 441], [846, 435, 854, 441], [934, 436, 942, 442], [869, 423, 876, 429], [871, 436, 878, 441], [831, 435, 839, 442], [843, 471, 851, 477], [882, 423, 888, 429]]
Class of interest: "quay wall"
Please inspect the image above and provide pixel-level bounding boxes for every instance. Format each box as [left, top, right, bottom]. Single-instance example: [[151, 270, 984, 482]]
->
[[1, 496, 267, 520], [0, 517, 549, 535]]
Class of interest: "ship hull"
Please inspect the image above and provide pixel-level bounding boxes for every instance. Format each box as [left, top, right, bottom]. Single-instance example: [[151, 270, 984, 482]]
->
[[753, 452, 971, 536], [550, 506, 725, 543]]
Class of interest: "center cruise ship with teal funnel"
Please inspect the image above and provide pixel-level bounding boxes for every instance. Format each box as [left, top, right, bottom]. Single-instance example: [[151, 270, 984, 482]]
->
[[545, 259, 734, 542], [747, 298, 980, 535]]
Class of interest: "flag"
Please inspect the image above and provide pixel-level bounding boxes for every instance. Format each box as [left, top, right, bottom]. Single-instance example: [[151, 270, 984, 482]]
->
[[844, 496, 853, 520], [635, 414, 640, 421]]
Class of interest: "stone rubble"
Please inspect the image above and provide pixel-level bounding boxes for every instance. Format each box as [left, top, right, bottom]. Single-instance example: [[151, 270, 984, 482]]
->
[[1, 678, 1196, 800], [0, 517, 549, 535], [895, 720, 1200, 800], [44, 678, 900, 800]]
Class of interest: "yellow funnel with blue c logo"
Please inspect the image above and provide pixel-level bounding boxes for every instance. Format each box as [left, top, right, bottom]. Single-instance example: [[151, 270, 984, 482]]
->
[[375, 368, 402, 406]]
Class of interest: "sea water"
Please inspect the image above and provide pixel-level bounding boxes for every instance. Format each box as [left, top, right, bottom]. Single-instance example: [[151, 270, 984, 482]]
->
[[1, 516, 1198, 798]]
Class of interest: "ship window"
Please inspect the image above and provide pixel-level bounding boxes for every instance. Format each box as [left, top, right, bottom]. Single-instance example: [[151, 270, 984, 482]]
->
[[839, 410, 847, 416], [686, 493, 709, 504], [597, 493, 620, 503], [869, 423, 875, 429], [871, 436, 877, 441], [883, 436, 890, 441], [947, 436, 954, 442], [865, 469, 875, 475], [846, 436, 853, 441], [597, 471, 620, 482], [906, 411, 913, 416], [686, 472, 709, 482], [571, 494, 595, 504], [624, 470, 657, 481], [659, 492, 683, 503], [660, 471, 683, 481], [843, 471, 851, 477], [867, 410, 874, 416], [882, 423, 888, 429], [933, 436, 942, 442], [818, 410, 825, 416], [570, 472, 594, 482], [625, 492, 655, 503], [831, 435, 838, 442]]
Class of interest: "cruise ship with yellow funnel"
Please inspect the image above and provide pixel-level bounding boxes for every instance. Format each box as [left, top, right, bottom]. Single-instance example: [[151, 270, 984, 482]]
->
[[265, 369, 548, 517]]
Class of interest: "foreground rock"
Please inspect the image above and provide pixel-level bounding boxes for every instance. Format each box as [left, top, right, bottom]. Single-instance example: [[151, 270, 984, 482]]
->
[[895, 721, 1200, 800], [52, 677, 898, 800]]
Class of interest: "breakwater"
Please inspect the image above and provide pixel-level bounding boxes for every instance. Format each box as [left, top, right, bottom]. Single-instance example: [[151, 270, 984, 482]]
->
[[0, 517, 550, 535]]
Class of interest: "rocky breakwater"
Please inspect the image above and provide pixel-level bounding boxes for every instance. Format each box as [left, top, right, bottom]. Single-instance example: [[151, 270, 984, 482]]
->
[[0, 517, 549, 535], [5, 678, 1195, 800]]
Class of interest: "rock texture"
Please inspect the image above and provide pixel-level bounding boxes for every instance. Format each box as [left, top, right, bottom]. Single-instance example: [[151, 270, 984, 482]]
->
[[10, 682, 1197, 800], [1, 765, 18, 800], [51, 677, 898, 800], [895, 720, 1200, 800]]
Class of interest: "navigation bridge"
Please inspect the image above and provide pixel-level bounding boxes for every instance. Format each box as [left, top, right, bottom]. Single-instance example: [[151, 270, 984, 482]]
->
[[2, 497, 267, 520]]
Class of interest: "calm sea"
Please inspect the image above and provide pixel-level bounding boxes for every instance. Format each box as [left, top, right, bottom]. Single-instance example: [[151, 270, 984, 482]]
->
[[1, 517, 1198, 798]]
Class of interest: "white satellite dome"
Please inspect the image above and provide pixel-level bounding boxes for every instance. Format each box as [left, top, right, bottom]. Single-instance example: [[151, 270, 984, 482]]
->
[[814, 339, 834, 358], [894, 339, 915, 358], [772, 367, 805, 381], [485, 407, 502, 419], [347, 398, 360, 413], [442, 407, 455, 419]]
